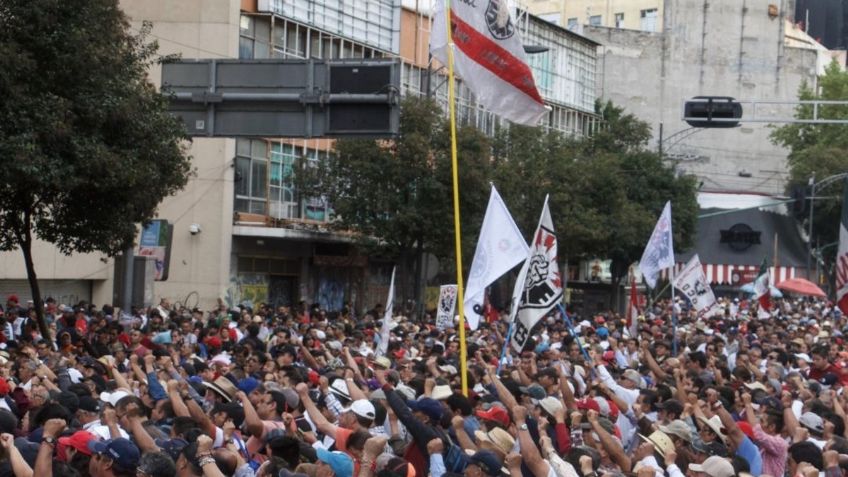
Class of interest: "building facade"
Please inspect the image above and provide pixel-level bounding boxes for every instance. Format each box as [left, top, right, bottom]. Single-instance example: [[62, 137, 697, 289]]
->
[[527, 0, 663, 32], [0, 0, 601, 312]]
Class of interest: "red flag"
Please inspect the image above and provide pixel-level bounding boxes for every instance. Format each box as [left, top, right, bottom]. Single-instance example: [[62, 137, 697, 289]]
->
[[627, 276, 639, 337], [837, 180, 848, 314]]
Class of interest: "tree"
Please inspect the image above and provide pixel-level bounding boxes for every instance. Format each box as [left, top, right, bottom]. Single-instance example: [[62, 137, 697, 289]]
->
[[299, 96, 491, 302], [771, 61, 848, 270], [0, 0, 192, 340], [492, 101, 698, 306]]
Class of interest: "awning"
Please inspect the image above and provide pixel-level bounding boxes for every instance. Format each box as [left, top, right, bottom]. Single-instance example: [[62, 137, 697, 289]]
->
[[661, 264, 797, 285]]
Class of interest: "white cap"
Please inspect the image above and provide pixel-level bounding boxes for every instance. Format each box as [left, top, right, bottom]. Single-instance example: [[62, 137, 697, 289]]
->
[[100, 389, 131, 407], [344, 399, 376, 420]]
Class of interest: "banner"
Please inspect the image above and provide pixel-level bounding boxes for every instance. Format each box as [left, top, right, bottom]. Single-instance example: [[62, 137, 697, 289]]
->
[[430, 0, 547, 125], [626, 275, 639, 337], [510, 197, 563, 352], [673, 254, 717, 317], [639, 201, 675, 289], [436, 285, 459, 330], [465, 186, 528, 330], [837, 179, 848, 314], [377, 267, 395, 356]]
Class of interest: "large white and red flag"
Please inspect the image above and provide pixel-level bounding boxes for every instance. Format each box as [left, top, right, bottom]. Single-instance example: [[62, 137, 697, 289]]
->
[[430, 0, 548, 126], [837, 180, 848, 314]]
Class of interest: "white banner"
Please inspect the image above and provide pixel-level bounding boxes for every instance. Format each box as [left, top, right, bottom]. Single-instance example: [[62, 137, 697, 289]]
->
[[377, 267, 395, 356], [510, 197, 563, 353], [465, 186, 528, 330], [639, 201, 675, 289], [430, 0, 548, 125], [673, 254, 717, 316], [436, 285, 459, 330]]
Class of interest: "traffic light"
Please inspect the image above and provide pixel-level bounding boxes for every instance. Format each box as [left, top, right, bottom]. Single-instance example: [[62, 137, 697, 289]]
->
[[684, 96, 743, 128]]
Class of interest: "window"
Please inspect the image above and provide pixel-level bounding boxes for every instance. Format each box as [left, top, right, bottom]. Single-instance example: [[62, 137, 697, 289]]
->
[[234, 139, 269, 215], [539, 13, 560, 25], [589, 15, 602, 26], [640, 8, 658, 32], [566, 17, 578, 30], [615, 12, 624, 28]]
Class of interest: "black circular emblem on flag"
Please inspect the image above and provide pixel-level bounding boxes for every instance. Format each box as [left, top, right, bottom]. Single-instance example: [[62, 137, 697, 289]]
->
[[485, 0, 515, 40]]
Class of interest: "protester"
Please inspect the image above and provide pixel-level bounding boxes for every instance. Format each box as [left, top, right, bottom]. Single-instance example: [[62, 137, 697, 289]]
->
[[0, 292, 848, 477]]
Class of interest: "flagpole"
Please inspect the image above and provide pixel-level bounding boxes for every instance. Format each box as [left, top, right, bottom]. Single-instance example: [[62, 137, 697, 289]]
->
[[670, 265, 677, 356], [443, 0, 469, 396]]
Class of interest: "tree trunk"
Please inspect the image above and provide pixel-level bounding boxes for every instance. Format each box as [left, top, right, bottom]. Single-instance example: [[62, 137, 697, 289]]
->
[[20, 220, 50, 344]]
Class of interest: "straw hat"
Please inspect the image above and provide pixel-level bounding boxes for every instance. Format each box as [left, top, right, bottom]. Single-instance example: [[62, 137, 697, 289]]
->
[[474, 428, 515, 455], [638, 430, 675, 456], [202, 376, 238, 402], [697, 415, 728, 444]]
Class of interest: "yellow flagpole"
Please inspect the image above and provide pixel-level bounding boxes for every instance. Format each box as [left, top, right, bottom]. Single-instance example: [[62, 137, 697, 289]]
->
[[443, 0, 469, 396]]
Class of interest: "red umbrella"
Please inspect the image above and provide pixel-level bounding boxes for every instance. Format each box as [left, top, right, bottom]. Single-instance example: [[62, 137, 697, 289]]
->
[[775, 278, 826, 297]]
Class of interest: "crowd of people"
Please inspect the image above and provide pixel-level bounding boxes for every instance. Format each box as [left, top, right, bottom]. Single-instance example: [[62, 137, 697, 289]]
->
[[0, 292, 846, 477]]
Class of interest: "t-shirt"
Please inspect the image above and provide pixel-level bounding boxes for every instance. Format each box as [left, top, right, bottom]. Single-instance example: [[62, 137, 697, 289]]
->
[[331, 427, 361, 476], [736, 435, 762, 476], [246, 420, 286, 460]]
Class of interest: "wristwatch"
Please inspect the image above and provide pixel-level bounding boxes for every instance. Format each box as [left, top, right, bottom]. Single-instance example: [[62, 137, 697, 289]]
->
[[42, 436, 57, 446], [519, 423, 528, 431]]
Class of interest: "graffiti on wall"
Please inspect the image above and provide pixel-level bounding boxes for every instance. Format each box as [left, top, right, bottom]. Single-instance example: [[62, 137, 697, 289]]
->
[[224, 273, 269, 310]]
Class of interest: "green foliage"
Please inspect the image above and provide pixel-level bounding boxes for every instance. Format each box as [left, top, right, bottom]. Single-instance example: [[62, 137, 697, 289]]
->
[[0, 0, 192, 333], [493, 102, 698, 283], [771, 60, 848, 249], [304, 97, 697, 292]]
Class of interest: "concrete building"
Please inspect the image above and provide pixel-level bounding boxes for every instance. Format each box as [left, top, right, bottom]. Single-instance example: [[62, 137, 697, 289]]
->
[[0, 0, 601, 312], [576, 0, 819, 196], [527, 0, 663, 32]]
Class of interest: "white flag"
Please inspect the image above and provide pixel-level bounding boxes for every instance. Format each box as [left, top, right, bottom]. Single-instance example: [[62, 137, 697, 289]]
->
[[639, 201, 675, 289], [377, 267, 395, 356], [465, 186, 528, 330], [430, 0, 548, 125], [673, 255, 717, 316], [510, 197, 563, 353], [436, 285, 459, 330]]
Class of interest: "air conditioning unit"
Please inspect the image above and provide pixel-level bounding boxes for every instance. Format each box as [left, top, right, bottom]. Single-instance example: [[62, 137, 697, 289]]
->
[[269, 202, 299, 219]]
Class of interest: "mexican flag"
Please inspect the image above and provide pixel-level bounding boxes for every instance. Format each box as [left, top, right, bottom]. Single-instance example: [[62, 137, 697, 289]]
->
[[753, 258, 771, 318]]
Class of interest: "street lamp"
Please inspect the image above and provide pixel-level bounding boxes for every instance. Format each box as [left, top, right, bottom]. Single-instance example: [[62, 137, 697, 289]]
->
[[807, 172, 848, 279]]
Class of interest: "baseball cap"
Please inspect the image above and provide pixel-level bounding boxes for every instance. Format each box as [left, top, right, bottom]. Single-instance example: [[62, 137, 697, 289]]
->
[[622, 369, 645, 388], [466, 450, 504, 477], [154, 438, 188, 461], [659, 420, 692, 442], [316, 449, 354, 477], [688, 456, 734, 477], [539, 396, 563, 417], [475, 405, 510, 427], [99, 389, 130, 407], [238, 377, 260, 394], [87, 438, 141, 472], [78, 396, 101, 414], [58, 430, 96, 456], [407, 397, 444, 422], [518, 384, 546, 400], [344, 399, 376, 420], [799, 412, 824, 434]]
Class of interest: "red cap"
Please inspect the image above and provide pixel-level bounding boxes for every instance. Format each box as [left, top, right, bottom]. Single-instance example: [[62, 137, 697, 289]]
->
[[393, 349, 407, 359], [308, 369, 321, 386], [58, 430, 95, 456], [736, 421, 755, 439], [206, 336, 222, 349], [475, 406, 510, 427], [0, 378, 10, 396], [6, 295, 17, 304], [602, 350, 615, 362], [595, 316, 606, 324], [575, 398, 601, 413]]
